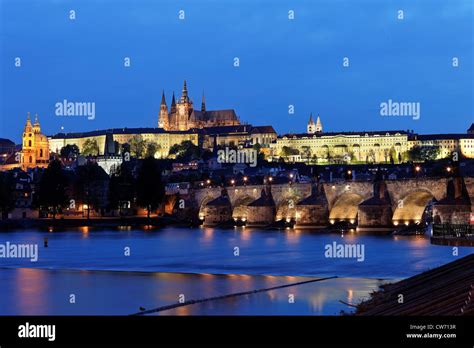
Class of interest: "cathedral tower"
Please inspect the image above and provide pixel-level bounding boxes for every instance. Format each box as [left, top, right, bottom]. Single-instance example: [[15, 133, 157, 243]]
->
[[307, 113, 316, 134], [315, 115, 323, 133], [176, 80, 193, 131], [158, 91, 170, 130]]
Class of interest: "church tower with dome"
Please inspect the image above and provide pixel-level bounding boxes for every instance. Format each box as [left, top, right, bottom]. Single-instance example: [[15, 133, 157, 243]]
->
[[20, 113, 50, 170]]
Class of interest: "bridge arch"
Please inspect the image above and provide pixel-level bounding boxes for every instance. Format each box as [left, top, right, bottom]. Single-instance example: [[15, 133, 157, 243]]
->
[[232, 195, 255, 220], [392, 189, 435, 225], [198, 195, 217, 219], [328, 192, 365, 223]]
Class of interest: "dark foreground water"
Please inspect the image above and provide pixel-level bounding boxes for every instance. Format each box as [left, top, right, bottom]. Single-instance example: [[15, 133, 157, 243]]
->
[[0, 226, 472, 315]]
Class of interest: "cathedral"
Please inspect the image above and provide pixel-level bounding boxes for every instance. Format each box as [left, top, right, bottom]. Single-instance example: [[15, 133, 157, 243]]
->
[[20, 113, 50, 170], [158, 80, 240, 131]]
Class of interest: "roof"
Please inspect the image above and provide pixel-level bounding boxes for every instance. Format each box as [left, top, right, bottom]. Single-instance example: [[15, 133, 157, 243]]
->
[[250, 126, 277, 134], [248, 188, 275, 207], [190, 109, 239, 122], [0, 138, 15, 146], [206, 190, 231, 207], [49, 127, 199, 139], [280, 130, 409, 139], [468, 123, 474, 132], [414, 134, 474, 141], [297, 185, 328, 205], [201, 125, 253, 135]]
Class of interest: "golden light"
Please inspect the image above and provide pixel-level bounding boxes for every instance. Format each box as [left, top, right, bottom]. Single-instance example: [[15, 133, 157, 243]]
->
[[350, 219, 355, 224], [393, 221, 399, 226], [242, 217, 247, 222], [446, 167, 452, 172], [230, 179, 235, 185], [286, 217, 291, 223], [82, 204, 89, 210], [243, 176, 248, 182], [206, 179, 211, 184], [289, 173, 294, 178], [330, 219, 335, 224], [268, 177, 273, 182], [415, 165, 421, 172], [347, 170, 352, 175]]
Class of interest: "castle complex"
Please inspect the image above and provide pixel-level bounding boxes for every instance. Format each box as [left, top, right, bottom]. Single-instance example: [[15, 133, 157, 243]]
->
[[1, 82, 473, 172]]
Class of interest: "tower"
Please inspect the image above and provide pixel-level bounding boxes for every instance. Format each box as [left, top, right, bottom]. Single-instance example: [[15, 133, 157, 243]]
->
[[315, 115, 323, 133], [158, 90, 169, 130], [20, 113, 49, 170], [201, 91, 206, 113], [176, 80, 193, 131], [307, 113, 316, 134]]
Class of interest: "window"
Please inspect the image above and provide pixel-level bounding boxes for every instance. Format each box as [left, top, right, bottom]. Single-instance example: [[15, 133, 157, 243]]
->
[[28, 140, 32, 147]]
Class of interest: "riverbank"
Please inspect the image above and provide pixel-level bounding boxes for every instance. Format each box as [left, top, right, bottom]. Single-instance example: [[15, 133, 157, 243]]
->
[[356, 254, 474, 315]]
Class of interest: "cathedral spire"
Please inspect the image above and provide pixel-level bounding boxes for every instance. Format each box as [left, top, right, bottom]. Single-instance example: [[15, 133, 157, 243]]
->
[[170, 92, 176, 115], [201, 91, 206, 113], [181, 80, 188, 102], [161, 90, 167, 106], [308, 112, 314, 124], [315, 114, 323, 133]]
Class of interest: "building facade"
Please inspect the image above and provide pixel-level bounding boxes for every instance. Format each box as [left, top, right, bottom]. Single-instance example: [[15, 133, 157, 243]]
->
[[20, 113, 50, 170], [270, 114, 474, 163]]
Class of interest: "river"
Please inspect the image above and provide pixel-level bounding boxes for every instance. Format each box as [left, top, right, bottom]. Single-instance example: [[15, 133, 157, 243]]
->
[[0, 226, 472, 315]]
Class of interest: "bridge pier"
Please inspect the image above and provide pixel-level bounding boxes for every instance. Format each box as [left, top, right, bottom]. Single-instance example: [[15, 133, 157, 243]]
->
[[294, 184, 329, 229], [357, 181, 393, 232]]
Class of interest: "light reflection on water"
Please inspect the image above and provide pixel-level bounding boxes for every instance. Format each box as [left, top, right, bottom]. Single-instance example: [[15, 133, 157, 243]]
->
[[0, 268, 387, 315], [0, 226, 471, 278], [0, 226, 472, 315]]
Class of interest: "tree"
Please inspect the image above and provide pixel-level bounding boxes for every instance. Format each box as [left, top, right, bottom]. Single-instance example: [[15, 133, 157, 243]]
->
[[109, 164, 135, 216], [82, 139, 100, 156], [252, 143, 262, 153], [169, 140, 203, 161], [301, 146, 312, 159], [389, 146, 397, 164], [130, 135, 147, 159], [145, 142, 159, 158], [0, 172, 14, 219], [408, 145, 440, 162], [136, 157, 165, 218], [60, 144, 80, 159], [75, 163, 109, 219], [280, 146, 299, 158], [36, 160, 69, 219]]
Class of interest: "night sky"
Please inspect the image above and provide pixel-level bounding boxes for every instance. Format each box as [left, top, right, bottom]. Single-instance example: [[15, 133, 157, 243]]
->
[[0, 0, 473, 143]]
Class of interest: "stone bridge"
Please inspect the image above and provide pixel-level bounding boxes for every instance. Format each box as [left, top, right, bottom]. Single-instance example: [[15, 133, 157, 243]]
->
[[193, 183, 312, 221], [188, 177, 472, 228]]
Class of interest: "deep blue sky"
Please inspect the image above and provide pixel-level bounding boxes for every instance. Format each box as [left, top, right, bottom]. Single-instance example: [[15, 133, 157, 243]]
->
[[0, 0, 473, 143]]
